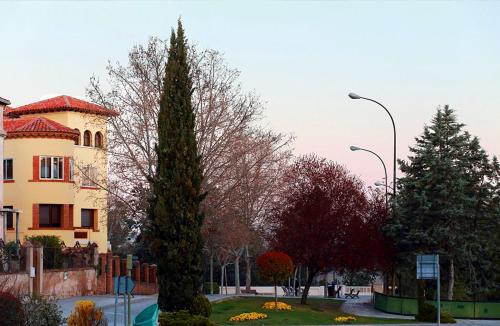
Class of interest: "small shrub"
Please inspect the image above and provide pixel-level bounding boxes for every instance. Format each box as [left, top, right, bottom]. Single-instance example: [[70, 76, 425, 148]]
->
[[67, 300, 107, 326], [202, 282, 219, 295], [22, 294, 63, 326], [190, 294, 211, 317], [159, 311, 213, 326], [416, 303, 456, 323], [0, 292, 24, 326]]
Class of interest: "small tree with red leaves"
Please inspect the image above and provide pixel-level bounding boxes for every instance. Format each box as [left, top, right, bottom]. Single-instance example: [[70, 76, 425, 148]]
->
[[256, 251, 294, 307]]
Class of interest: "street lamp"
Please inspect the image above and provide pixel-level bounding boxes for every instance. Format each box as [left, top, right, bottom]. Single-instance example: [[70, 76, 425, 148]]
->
[[350, 146, 388, 207], [348, 93, 397, 209]]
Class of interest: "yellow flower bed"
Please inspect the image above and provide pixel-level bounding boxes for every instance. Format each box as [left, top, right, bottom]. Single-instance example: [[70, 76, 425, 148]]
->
[[262, 301, 292, 311], [68, 300, 106, 326], [335, 315, 357, 323], [229, 312, 268, 322]]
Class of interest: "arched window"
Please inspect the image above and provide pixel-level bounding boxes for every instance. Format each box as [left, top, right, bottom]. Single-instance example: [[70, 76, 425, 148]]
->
[[83, 130, 92, 147], [74, 129, 80, 145], [94, 132, 103, 148]]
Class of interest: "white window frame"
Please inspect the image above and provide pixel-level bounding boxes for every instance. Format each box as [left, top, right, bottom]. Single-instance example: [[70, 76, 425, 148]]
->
[[3, 158, 13, 180], [69, 158, 75, 181], [40, 156, 64, 180], [81, 165, 98, 187]]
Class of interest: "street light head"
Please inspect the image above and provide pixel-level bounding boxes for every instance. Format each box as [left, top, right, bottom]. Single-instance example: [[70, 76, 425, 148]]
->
[[348, 92, 361, 99], [374, 181, 385, 187], [350, 146, 361, 151]]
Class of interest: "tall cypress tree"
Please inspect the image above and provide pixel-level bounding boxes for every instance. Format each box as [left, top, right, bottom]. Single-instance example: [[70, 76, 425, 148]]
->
[[149, 20, 205, 311]]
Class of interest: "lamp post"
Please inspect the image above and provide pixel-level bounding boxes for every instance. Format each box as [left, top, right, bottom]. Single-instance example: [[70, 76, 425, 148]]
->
[[350, 146, 388, 207], [348, 93, 397, 208]]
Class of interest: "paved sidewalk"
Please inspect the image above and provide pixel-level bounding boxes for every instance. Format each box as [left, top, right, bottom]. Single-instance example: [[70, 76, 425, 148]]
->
[[58, 293, 233, 325]]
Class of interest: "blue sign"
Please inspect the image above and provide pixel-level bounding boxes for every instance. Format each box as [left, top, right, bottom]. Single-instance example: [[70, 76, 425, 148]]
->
[[113, 276, 135, 294], [416, 254, 439, 280]]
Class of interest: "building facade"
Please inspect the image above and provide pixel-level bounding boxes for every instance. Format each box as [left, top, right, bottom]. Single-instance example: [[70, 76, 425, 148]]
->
[[0, 96, 11, 241], [3, 95, 117, 252]]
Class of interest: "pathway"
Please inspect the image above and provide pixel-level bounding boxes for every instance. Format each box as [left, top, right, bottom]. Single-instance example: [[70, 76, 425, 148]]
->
[[58, 293, 232, 325]]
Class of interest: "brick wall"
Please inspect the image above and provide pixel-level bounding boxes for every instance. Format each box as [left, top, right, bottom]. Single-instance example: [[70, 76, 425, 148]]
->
[[95, 252, 158, 295]]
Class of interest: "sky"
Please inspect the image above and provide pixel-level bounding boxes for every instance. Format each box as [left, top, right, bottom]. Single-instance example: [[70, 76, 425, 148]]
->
[[1, 1, 499, 187]]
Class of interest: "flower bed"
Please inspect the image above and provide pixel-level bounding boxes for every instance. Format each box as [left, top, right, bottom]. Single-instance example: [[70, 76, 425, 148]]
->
[[335, 315, 356, 323], [229, 312, 268, 322], [262, 301, 292, 311]]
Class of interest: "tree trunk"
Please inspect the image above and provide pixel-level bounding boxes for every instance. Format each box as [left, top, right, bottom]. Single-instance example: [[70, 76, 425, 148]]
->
[[225, 266, 228, 295], [210, 251, 214, 295], [235, 255, 241, 295], [244, 245, 252, 292], [447, 258, 454, 300], [417, 279, 425, 315], [274, 284, 278, 309], [300, 271, 316, 305], [391, 269, 396, 295], [220, 264, 224, 296], [293, 267, 298, 296]]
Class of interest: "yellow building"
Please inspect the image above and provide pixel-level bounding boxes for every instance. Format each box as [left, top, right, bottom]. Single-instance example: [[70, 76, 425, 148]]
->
[[3, 95, 117, 253]]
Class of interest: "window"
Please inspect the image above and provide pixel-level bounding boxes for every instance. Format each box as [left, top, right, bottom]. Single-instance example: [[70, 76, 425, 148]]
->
[[4, 205, 13, 229], [3, 159, 13, 180], [81, 165, 98, 187], [94, 132, 103, 148], [40, 157, 64, 180], [83, 130, 92, 146], [69, 158, 74, 180], [74, 129, 80, 145], [81, 209, 95, 228], [39, 204, 62, 227]]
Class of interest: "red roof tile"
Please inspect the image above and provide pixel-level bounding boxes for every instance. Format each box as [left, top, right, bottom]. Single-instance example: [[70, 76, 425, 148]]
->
[[4, 116, 79, 141], [5, 95, 118, 117]]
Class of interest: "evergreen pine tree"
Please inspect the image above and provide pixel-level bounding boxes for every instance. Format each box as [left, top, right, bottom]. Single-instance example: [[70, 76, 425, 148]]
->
[[149, 20, 205, 311], [386, 105, 499, 300]]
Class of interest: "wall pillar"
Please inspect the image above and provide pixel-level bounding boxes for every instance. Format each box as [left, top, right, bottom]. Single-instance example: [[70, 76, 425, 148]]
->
[[149, 264, 157, 284], [33, 245, 43, 295], [106, 253, 113, 294], [133, 261, 141, 283], [112, 256, 120, 276], [143, 263, 149, 284], [25, 241, 34, 295]]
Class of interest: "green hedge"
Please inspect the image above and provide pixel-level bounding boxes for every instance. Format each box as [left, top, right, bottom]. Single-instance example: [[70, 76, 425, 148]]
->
[[374, 292, 500, 319], [203, 282, 219, 295]]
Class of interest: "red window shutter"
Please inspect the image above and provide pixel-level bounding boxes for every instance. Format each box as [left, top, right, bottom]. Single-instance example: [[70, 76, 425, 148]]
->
[[32, 156, 40, 181], [32, 204, 39, 228]]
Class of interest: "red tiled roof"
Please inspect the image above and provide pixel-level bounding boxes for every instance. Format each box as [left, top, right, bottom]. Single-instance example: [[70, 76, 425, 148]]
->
[[5, 95, 118, 117], [4, 116, 79, 141]]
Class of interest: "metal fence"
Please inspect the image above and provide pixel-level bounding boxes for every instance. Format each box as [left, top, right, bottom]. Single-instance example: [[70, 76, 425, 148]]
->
[[43, 242, 97, 270], [0, 240, 26, 273], [374, 292, 500, 319]]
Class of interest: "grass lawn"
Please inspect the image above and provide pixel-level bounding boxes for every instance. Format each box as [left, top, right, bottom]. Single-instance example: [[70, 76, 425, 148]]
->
[[210, 297, 415, 325]]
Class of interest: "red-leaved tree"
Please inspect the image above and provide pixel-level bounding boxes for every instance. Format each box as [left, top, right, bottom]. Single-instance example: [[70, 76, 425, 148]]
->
[[268, 154, 392, 304], [256, 251, 294, 307]]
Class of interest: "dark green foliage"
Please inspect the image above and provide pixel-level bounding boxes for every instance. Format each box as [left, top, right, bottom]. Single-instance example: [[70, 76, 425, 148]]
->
[[386, 106, 500, 299], [190, 294, 212, 317], [22, 294, 63, 326], [203, 282, 219, 295], [416, 303, 456, 323], [159, 311, 213, 326], [25, 235, 63, 269], [0, 292, 24, 326], [149, 19, 205, 312]]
